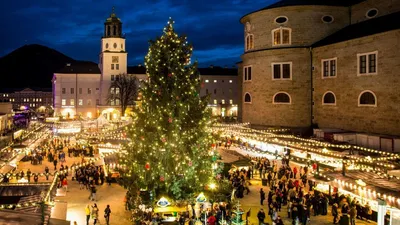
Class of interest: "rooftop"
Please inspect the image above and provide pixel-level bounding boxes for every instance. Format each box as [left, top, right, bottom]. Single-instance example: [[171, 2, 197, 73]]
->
[[55, 61, 100, 74], [241, 0, 366, 21], [127, 65, 238, 76], [313, 11, 400, 47]]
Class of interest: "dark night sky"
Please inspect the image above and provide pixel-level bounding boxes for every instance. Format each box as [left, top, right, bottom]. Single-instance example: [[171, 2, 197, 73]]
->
[[0, 0, 276, 67]]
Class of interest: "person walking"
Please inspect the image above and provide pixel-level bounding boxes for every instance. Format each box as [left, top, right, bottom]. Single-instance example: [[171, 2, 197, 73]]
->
[[85, 205, 91, 225], [349, 205, 357, 225], [364, 202, 372, 223], [257, 208, 266, 225], [260, 188, 265, 205], [332, 203, 339, 224], [92, 203, 99, 224], [53, 159, 58, 170], [104, 205, 111, 225]]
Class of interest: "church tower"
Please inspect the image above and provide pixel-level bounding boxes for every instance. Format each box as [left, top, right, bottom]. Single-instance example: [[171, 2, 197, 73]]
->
[[99, 7, 127, 106]]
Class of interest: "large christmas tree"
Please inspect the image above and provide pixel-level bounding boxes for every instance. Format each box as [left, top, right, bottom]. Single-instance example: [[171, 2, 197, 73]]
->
[[122, 19, 216, 201]]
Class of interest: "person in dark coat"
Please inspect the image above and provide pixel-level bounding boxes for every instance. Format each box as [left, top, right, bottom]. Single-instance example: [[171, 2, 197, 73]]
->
[[260, 188, 265, 205], [257, 209, 266, 225]]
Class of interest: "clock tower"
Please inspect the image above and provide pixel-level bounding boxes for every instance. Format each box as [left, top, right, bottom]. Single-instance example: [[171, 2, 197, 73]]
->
[[99, 7, 127, 106]]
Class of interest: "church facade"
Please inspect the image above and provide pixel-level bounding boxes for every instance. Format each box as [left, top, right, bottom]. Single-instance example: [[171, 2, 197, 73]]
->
[[53, 9, 146, 120], [239, 0, 400, 136]]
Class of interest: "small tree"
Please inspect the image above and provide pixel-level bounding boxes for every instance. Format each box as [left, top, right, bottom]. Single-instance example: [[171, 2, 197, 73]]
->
[[108, 73, 139, 116]]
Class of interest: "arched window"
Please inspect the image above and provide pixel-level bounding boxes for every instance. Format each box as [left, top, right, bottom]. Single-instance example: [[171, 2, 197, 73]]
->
[[272, 27, 291, 46], [245, 34, 254, 51], [107, 26, 111, 36], [273, 92, 291, 104], [244, 93, 252, 103], [358, 91, 377, 106], [113, 25, 117, 36], [322, 92, 336, 105]]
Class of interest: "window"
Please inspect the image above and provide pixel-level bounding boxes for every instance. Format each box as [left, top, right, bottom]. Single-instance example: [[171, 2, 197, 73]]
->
[[272, 27, 291, 46], [78, 99, 83, 106], [358, 90, 377, 107], [213, 99, 217, 104], [321, 58, 337, 78], [205, 80, 209, 83], [214, 80, 217, 83], [111, 100, 115, 106], [111, 87, 115, 94], [79, 88, 82, 94], [95, 88, 99, 94], [222, 80, 224, 83], [61, 99, 66, 106], [214, 89, 217, 94], [206, 89, 209, 94], [322, 92, 336, 105], [111, 64, 115, 70], [275, 16, 288, 24], [87, 99, 92, 106], [96, 99, 100, 105], [272, 62, 292, 80], [70, 88, 74, 94], [244, 66, 252, 81], [366, 8, 378, 18], [245, 34, 254, 51], [111, 75, 115, 81], [222, 99, 225, 104], [322, 15, 334, 23], [116, 75, 120, 81], [229, 99, 233, 104], [244, 93, 252, 103], [88, 88, 92, 94], [116, 64, 119, 70], [62, 88, 66, 94], [116, 99, 120, 105], [70, 99, 75, 106], [273, 92, 291, 104], [229, 80, 233, 83], [115, 88, 120, 94], [358, 51, 377, 75]]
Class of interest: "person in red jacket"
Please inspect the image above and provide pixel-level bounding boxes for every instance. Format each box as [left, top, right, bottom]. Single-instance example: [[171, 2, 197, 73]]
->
[[293, 166, 298, 179], [207, 213, 216, 225]]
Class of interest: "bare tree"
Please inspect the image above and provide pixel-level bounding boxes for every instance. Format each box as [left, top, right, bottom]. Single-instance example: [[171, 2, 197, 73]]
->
[[107, 73, 139, 116]]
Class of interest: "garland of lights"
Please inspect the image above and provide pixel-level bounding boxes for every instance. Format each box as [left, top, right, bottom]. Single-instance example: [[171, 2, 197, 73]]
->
[[215, 124, 400, 158]]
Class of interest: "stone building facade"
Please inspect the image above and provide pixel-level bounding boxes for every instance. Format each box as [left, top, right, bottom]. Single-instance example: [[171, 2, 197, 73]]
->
[[198, 67, 238, 118], [239, 0, 400, 136]]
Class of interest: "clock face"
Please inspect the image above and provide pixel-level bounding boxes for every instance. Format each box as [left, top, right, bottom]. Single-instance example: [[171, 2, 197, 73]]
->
[[105, 43, 109, 49], [112, 56, 119, 63], [113, 43, 117, 48]]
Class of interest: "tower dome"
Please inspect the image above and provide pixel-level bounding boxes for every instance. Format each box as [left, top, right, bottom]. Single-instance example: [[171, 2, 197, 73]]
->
[[104, 6, 123, 38]]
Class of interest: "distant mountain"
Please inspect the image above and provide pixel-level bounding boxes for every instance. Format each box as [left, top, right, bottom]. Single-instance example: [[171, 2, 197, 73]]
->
[[0, 44, 75, 89]]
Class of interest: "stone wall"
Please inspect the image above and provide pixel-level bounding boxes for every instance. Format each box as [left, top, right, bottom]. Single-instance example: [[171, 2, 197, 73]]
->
[[312, 30, 400, 135], [241, 48, 311, 127], [241, 5, 349, 51], [350, 0, 400, 24]]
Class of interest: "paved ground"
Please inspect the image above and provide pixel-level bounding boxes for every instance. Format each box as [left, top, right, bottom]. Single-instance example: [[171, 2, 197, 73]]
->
[[223, 146, 377, 225], [11, 143, 378, 225]]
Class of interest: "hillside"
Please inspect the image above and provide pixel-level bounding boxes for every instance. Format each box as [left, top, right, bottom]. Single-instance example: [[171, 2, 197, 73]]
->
[[0, 44, 75, 89]]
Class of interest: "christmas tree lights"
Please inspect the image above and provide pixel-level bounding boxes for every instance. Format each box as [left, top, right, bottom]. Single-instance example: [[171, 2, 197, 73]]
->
[[121, 18, 217, 200]]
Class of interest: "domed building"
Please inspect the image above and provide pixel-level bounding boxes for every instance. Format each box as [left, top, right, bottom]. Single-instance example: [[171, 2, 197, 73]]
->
[[239, 0, 400, 137]]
